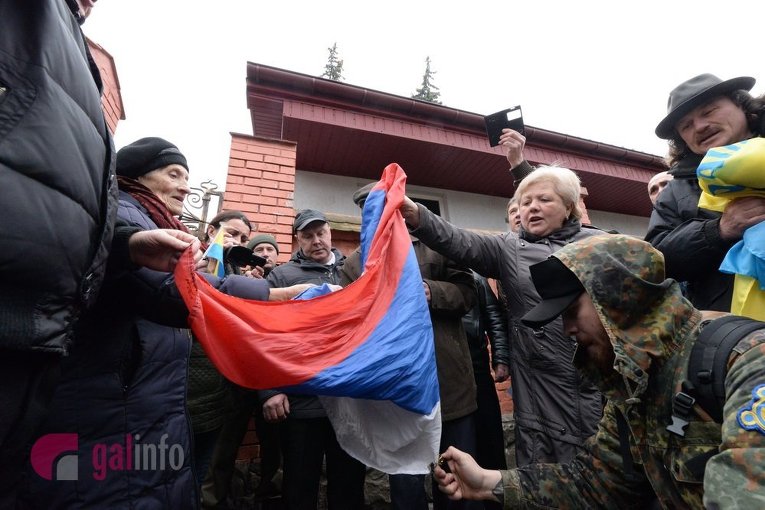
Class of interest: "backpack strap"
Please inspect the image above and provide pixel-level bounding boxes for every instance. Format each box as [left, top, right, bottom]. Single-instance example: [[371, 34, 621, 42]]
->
[[688, 315, 765, 422]]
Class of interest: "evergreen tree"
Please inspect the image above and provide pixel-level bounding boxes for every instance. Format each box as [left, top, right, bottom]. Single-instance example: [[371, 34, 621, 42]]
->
[[321, 43, 344, 81], [412, 56, 441, 104]]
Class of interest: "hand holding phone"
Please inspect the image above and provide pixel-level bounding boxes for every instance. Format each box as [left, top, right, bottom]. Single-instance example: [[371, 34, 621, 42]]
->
[[484, 106, 524, 147], [224, 245, 268, 268]]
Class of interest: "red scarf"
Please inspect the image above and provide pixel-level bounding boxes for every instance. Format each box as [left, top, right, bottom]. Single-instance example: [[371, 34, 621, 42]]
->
[[117, 176, 190, 232]]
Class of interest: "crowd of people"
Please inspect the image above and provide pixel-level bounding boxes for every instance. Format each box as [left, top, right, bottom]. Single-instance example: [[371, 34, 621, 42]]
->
[[2, 2, 765, 509], [431, 75, 765, 508]]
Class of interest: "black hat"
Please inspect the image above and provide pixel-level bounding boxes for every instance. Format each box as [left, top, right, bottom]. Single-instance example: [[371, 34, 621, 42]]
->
[[655, 74, 755, 139], [293, 209, 328, 233], [521, 257, 585, 328], [116, 137, 189, 179], [247, 233, 279, 254], [352, 183, 375, 208]]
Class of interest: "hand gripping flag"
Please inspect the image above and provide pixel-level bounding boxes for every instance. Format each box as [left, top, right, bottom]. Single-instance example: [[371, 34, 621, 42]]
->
[[174, 163, 441, 474], [697, 138, 765, 319]]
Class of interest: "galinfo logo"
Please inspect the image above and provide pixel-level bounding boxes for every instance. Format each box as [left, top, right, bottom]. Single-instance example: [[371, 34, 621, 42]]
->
[[31, 433, 184, 481]]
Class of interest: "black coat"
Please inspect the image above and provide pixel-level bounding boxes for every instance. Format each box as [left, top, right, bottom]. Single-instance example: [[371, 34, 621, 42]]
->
[[645, 154, 736, 311], [461, 271, 510, 372], [0, 0, 117, 353], [22, 238, 271, 508]]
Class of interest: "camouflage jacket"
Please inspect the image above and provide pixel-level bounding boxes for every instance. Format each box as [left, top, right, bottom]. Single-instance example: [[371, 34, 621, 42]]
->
[[501, 235, 765, 509]]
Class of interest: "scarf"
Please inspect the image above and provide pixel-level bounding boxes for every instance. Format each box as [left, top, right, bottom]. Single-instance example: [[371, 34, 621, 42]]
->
[[117, 176, 190, 232]]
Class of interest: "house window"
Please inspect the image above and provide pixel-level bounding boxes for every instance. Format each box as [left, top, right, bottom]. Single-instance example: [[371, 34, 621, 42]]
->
[[412, 197, 441, 216]]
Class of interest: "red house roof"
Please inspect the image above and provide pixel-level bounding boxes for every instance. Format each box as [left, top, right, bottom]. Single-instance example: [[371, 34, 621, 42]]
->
[[246, 63, 666, 217]]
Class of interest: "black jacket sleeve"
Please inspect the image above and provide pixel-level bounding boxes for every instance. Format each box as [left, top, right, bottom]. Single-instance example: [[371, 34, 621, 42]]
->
[[510, 160, 535, 187], [477, 276, 510, 368], [645, 177, 734, 282]]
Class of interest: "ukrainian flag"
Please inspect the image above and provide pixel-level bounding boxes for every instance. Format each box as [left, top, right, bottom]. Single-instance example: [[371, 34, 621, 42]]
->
[[697, 138, 765, 320], [203, 226, 226, 278]]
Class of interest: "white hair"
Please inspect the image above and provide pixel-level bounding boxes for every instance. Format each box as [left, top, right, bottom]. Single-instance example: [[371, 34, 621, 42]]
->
[[513, 166, 583, 220]]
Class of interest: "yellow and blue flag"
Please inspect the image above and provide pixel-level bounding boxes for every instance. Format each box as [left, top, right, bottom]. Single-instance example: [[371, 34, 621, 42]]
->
[[203, 227, 227, 278], [697, 138, 765, 319]]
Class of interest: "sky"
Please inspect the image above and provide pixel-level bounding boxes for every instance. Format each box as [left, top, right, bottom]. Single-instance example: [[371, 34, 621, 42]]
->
[[84, 0, 765, 191]]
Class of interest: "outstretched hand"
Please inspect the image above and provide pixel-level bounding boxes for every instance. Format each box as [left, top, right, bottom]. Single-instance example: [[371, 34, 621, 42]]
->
[[268, 283, 317, 301], [129, 229, 202, 272], [434, 447, 502, 502]]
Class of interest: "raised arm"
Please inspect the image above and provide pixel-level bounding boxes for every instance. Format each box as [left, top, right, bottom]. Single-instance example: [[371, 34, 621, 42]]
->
[[402, 200, 507, 281]]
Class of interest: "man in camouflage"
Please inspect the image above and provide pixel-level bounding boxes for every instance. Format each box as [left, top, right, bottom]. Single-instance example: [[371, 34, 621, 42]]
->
[[434, 234, 765, 508]]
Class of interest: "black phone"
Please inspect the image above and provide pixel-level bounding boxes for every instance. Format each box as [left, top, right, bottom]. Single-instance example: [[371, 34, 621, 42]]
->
[[484, 105, 524, 147], [223, 245, 268, 268]]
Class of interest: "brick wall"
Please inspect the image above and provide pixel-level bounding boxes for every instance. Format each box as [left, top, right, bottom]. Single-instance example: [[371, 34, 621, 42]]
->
[[223, 133, 300, 461], [87, 39, 124, 135], [222, 134, 297, 264]]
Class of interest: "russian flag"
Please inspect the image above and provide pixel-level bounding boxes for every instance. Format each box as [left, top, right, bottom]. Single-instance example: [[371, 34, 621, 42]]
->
[[174, 163, 441, 474]]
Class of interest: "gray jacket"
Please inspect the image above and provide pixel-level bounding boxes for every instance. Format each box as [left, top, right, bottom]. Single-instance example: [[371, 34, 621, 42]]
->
[[412, 205, 603, 466]]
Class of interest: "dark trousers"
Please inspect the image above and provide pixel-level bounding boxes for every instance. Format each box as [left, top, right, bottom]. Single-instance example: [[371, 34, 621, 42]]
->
[[202, 388, 281, 508], [0, 351, 60, 509], [473, 370, 506, 470], [389, 473, 427, 510], [472, 370, 505, 510], [390, 413, 483, 510], [432, 413, 484, 510], [281, 416, 366, 510], [194, 428, 221, 489]]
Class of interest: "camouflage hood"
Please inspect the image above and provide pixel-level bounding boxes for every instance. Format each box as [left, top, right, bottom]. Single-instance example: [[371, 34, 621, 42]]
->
[[553, 235, 697, 404]]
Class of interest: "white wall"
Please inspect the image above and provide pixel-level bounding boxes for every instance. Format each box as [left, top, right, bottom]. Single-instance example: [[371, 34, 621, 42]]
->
[[294, 170, 648, 236], [586, 210, 649, 237]]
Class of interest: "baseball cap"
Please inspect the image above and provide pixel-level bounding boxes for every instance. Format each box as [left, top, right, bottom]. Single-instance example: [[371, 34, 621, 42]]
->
[[521, 257, 585, 328], [293, 209, 328, 233]]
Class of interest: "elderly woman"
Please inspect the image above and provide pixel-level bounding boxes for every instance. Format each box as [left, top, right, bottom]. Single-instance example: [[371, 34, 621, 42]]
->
[[116, 137, 218, 504], [401, 166, 604, 467], [22, 139, 310, 508]]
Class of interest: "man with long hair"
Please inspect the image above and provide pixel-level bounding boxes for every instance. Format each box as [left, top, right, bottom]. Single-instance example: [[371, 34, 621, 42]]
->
[[646, 74, 765, 312]]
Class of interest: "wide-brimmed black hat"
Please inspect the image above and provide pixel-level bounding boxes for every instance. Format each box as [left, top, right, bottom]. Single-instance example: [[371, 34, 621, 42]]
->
[[655, 74, 755, 139], [521, 257, 585, 328]]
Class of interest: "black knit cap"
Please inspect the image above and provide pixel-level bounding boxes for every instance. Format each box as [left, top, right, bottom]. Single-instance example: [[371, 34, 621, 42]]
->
[[116, 137, 189, 179]]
